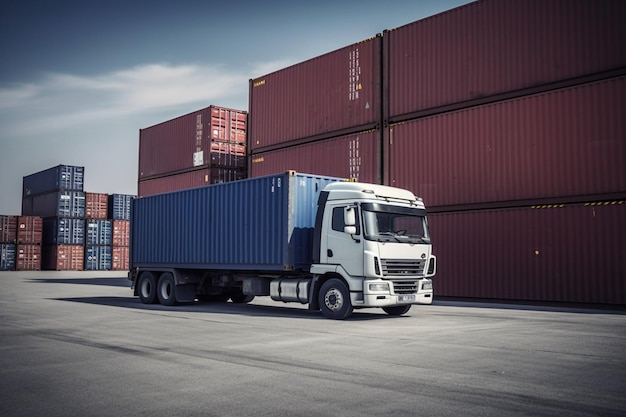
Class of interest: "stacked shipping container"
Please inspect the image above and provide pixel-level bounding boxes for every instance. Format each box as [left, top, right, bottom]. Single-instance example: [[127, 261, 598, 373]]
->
[[247, 0, 626, 304], [0, 215, 43, 270], [138, 105, 247, 197]]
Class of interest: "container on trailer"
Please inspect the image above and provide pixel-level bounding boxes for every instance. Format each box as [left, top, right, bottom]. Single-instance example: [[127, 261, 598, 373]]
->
[[112, 246, 129, 271], [387, 76, 626, 208], [85, 219, 112, 246], [22, 165, 84, 197], [16, 216, 43, 244], [84, 245, 112, 271], [0, 243, 16, 270], [85, 192, 109, 219], [0, 215, 17, 243], [43, 244, 84, 271], [16, 244, 41, 271], [249, 130, 379, 184], [428, 201, 626, 305], [131, 172, 344, 270], [112, 220, 130, 247], [384, 0, 626, 121], [22, 191, 85, 218], [108, 194, 134, 221], [43, 218, 85, 245], [138, 167, 246, 197], [249, 35, 381, 152], [138, 105, 246, 180]]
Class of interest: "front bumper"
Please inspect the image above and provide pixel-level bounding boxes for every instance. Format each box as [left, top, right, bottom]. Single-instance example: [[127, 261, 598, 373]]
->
[[354, 278, 433, 307]]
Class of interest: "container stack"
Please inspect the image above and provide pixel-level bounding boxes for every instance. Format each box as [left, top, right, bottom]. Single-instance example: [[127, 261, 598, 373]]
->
[[247, 0, 626, 305], [22, 165, 86, 271], [0, 215, 18, 271], [137, 105, 247, 197], [108, 194, 133, 270], [16, 216, 43, 270]]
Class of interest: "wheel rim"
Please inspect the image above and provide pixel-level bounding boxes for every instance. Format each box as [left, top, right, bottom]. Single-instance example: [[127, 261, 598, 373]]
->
[[160, 280, 172, 300], [324, 288, 344, 311], [140, 279, 152, 298]]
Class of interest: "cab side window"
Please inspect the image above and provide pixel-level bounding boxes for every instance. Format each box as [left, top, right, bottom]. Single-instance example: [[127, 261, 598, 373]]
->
[[331, 207, 360, 234]]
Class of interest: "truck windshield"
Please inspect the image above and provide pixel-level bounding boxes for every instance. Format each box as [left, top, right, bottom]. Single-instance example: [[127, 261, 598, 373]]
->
[[361, 203, 430, 244]]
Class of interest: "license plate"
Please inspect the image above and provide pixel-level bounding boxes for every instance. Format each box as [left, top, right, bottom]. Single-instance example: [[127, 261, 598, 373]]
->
[[398, 294, 416, 303]]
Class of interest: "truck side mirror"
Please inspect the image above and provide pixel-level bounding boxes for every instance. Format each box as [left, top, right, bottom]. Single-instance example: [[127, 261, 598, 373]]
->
[[344, 207, 357, 235]]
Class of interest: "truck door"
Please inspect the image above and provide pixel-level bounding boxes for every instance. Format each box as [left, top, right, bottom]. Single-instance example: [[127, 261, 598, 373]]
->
[[325, 205, 364, 277]]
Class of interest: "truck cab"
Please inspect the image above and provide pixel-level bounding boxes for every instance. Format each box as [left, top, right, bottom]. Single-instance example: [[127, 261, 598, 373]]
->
[[311, 182, 435, 319]]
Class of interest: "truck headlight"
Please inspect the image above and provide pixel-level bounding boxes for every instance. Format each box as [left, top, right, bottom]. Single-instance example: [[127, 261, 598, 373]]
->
[[368, 283, 389, 292]]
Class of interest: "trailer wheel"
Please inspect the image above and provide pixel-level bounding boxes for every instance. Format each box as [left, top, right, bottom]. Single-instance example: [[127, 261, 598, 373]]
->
[[319, 278, 353, 320], [230, 289, 255, 304], [138, 272, 158, 304], [382, 305, 412, 316], [157, 272, 177, 306]]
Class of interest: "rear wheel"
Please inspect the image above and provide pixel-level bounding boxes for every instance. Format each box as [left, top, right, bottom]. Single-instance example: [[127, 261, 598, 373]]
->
[[319, 278, 353, 320], [157, 272, 177, 306], [138, 272, 158, 304], [229, 288, 255, 304], [383, 305, 412, 316]]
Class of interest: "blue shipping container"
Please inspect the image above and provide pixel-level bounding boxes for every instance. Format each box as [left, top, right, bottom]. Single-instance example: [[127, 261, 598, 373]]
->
[[85, 219, 112, 245], [108, 194, 134, 220], [1, 243, 16, 270], [85, 246, 112, 270], [22, 191, 86, 218], [131, 172, 344, 271], [22, 165, 84, 197], [43, 218, 85, 245]]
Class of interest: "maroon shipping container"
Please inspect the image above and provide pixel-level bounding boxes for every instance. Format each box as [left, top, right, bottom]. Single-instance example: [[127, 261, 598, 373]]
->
[[0, 215, 17, 243], [112, 246, 129, 271], [137, 167, 246, 197], [428, 201, 626, 305], [139, 105, 246, 180], [16, 216, 43, 244], [111, 220, 130, 247], [249, 130, 380, 184], [385, 0, 626, 120], [43, 245, 84, 271], [249, 35, 381, 152], [388, 76, 626, 208], [85, 192, 108, 219], [16, 244, 41, 271]]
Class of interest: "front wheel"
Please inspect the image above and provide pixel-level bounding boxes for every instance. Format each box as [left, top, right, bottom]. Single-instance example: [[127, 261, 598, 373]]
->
[[157, 272, 178, 306], [318, 278, 353, 320], [138, 272, 158, 304], [382, 305, 412, 316]]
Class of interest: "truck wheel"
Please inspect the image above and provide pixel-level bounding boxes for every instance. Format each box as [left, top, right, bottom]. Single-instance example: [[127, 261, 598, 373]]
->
[[230, 289, 255, 304], [319, 279, 353, 320], [383, 305, 412, 316], [138, 272, 158, 304], [157, 273, 178, 306]]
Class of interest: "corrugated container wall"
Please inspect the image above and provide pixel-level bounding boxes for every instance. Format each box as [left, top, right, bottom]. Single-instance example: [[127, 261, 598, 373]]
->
[[22, 165, 84, 196], [428, 202, 626, 304], [112, 247, 129, 271], [85, 219, 112, 246], [17, 216, 43, 244], [85, 192, 108, 219], [131, 172, 343, 270], [249, 130, 379, 184], [16, 245, 41, 271], [385, 0, 626, 121], [84, 246, 112, 271], [108, 194, 134, 221], [43, 218, 85, 245], [388, 76, 626, 208], [138, 105, 246, 180], [249, 36, 381, 151], [1, 215, 17, 243], [0, 244, 16, 270], [43, 245, 83, 271], [22, 191, 86, 218], [137, 167, 246, 197]]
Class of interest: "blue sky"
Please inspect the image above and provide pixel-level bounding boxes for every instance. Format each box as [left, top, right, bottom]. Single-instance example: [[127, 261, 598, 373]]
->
[[0, 0, 471, 215]]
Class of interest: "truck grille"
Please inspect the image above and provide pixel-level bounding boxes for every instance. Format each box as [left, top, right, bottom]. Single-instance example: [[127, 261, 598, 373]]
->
[[380, 258, 425, 277], [391, 280, 419, 294]]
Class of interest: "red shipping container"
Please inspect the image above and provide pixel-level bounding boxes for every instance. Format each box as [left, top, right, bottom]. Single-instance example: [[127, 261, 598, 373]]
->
[[137, 167, 246, 197], [249, 35, 381, 151], [139, 105, 246, 180], [112, 246, 129, 271], [16, 244, 41, 271], [16, 216, 43, 244], [388, 76, 626, 208], [249, 130, 380, 184], [85, 192, 108, 219], [112, 220, 130, 247], [428, 201, 626, 305], [0, 215, 17, 243], [43, 245, 83, 271], [385, 0, 626, 120]]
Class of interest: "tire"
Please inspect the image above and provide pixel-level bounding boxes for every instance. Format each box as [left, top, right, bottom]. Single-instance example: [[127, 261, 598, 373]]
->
[[383, 305, 412, 316], [138, 272, 158, 304], [229, 289, 255, 304], [157, 272, 178, 306], [318, 278, 353, 320]]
